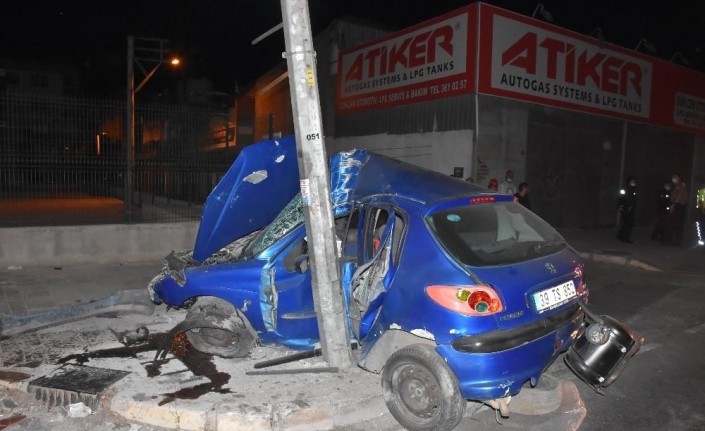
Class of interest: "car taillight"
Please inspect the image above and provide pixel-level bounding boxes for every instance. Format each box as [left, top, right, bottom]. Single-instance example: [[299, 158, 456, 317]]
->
[[426, 285, 504, 316], [471, 197, 495, 204], [574, 265, 589, 302]]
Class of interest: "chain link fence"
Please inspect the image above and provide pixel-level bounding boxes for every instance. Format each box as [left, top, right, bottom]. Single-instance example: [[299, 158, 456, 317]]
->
[[0, 92, 237, 227]]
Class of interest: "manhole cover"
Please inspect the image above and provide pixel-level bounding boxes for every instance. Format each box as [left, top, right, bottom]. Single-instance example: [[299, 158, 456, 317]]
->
[[599, 250, 632, 256], [28, 364, 129, 409]]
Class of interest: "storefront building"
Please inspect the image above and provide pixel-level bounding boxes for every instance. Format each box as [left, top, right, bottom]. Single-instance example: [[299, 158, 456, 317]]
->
[[322, 3, 705, 228], [242, 3, 705, 228]]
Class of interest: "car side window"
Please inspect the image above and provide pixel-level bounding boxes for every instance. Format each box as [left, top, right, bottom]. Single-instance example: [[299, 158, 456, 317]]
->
[[390, 213, 405, 265], [365, 208, 390, 260], [339, 209, 359, 259]]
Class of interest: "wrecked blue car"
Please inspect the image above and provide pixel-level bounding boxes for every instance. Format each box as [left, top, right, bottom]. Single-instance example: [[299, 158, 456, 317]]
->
[[149, 136, 640, 431]]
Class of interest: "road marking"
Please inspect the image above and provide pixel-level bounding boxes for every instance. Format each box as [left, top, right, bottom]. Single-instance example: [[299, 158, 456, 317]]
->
[[684, 322, 705, 334], [635, 343, 661, 355]]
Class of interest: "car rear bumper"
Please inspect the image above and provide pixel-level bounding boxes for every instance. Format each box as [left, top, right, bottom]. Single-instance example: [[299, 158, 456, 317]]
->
[[452, 306, 584, 353], [437, 305, 584, 400]]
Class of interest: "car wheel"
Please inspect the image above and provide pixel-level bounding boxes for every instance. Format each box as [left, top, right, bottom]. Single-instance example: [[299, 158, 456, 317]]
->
[[185, 297, 256, 358], [382, 344, 466, 431]]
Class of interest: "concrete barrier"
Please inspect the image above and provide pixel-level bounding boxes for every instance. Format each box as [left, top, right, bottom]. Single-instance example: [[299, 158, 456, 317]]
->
[[0, 222, 199, 267]]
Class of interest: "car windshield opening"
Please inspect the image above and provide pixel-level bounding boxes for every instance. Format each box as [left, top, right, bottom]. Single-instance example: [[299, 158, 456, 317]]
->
[[246, 194, 305, 258], [426, 202, 566, 266]]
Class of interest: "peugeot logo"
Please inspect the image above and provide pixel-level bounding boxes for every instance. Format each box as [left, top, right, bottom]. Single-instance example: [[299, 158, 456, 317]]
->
[[545, 262, 557, 274]]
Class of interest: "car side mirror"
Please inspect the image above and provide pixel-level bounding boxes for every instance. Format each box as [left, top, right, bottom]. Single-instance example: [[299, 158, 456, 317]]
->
[[294, 254, 310, 274]]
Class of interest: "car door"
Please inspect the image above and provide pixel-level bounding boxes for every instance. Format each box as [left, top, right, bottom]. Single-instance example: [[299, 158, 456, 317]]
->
[[349, 205, 398, 342], [259, 229, 319, 342]]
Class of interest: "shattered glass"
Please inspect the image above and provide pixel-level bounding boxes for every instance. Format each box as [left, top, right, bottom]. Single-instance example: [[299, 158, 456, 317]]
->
[[246, 194, 305, 258]]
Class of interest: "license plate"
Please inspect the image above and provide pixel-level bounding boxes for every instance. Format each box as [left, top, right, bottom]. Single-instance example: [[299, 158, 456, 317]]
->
[[532, 280, 577, 313]]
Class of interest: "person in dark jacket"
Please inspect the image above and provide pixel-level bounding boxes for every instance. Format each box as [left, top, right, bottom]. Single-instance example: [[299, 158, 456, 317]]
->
[[668, 174, 689, 246], [617, 177, 637, 243], [514, 182, 532, 210], [651, 182, 671, 241]]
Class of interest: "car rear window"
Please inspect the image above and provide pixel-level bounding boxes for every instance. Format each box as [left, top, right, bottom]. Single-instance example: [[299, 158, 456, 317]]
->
[[426, 201, 566, 267]]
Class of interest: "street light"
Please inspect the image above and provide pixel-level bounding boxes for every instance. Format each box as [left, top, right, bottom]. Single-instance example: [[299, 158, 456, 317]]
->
[[669, 51, 690, 66], [589, 27, 605, 49], [170, 58, 180, 66], [531, 4, 554, 22], [634, 38, 657, 54], [125, 36, 179, 223]]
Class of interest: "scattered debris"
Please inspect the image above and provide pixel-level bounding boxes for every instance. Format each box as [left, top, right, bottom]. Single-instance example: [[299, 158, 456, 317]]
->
[[114, 326, 149, 346], [253, 348, 322, 369], [65, 402, 92, 418], [53, 267, 62, 270], [6, 265, 21, 270], [57, 331, 232, 406]]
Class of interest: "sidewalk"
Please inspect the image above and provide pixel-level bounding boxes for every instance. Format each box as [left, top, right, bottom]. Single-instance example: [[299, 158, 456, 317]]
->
[[559, 226, 705, 274], [0, 261, 163, 317]]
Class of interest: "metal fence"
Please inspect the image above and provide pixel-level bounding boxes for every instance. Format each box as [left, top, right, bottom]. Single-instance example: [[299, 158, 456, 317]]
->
[[0, 92, 237, 227]]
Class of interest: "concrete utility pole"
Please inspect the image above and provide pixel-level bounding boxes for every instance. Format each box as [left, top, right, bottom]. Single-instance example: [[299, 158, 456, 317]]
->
[[280, 0, 353, 369]]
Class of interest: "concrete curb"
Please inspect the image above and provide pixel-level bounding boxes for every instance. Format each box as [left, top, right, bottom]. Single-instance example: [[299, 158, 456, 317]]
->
[[576, 251, 662, 272], [109, 387, 386, 431], [0, 290, 155, 337], [0, 372, 387, 431]]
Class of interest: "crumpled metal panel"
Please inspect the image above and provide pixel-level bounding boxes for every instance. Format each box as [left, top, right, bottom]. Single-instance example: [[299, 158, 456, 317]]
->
[[330, 149, 369, 216], [193, 136, 299, 262]]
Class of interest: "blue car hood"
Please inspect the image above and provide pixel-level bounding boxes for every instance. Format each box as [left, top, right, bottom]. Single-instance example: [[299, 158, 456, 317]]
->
[[193, 136, 299, 261]]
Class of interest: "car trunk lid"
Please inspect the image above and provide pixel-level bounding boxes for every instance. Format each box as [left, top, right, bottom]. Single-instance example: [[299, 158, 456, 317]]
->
[[471, 248, 583, 330]]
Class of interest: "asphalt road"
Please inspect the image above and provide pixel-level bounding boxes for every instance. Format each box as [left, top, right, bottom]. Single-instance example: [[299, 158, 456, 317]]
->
[[341, 261, 705, 431]]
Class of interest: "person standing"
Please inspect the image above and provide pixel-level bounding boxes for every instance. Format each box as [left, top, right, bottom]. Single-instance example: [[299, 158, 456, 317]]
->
[[514, 182, 532, 210], [651, 182, 671, 241], [668, 174, 688, 246], [487, 178, 499, 192], [498, 170, 516, 195], [616, 177, 637, 243], [696, 183, 705, 246]]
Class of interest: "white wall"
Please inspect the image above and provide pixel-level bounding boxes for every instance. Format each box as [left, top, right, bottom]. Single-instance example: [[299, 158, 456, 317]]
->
[[475, 104, 529, 186], [329, 130, 474, 179]]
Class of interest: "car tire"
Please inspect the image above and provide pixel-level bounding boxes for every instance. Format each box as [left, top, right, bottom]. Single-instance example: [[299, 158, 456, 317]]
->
[[185, 297, 256, 358], [382, 344, 466, 431]]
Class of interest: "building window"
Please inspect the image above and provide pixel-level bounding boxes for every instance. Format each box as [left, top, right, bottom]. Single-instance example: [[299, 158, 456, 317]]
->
[[30, 74, 48, 88], [6, 72, 20, 85]]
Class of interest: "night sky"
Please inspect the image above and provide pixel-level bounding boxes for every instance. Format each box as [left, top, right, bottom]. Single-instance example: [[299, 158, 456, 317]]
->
[[2, 0, 704, 97]]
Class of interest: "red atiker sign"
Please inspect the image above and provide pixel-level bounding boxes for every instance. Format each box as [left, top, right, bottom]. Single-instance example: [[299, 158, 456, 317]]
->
[[478, 5, 652, 120], [336, 5, 476, 114], [335, 3, 705, 134], [477, 4, 705, 134]]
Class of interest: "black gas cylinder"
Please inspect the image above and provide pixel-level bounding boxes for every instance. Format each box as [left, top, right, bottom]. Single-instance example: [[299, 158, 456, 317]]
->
[[565, 314, 642, 388]]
